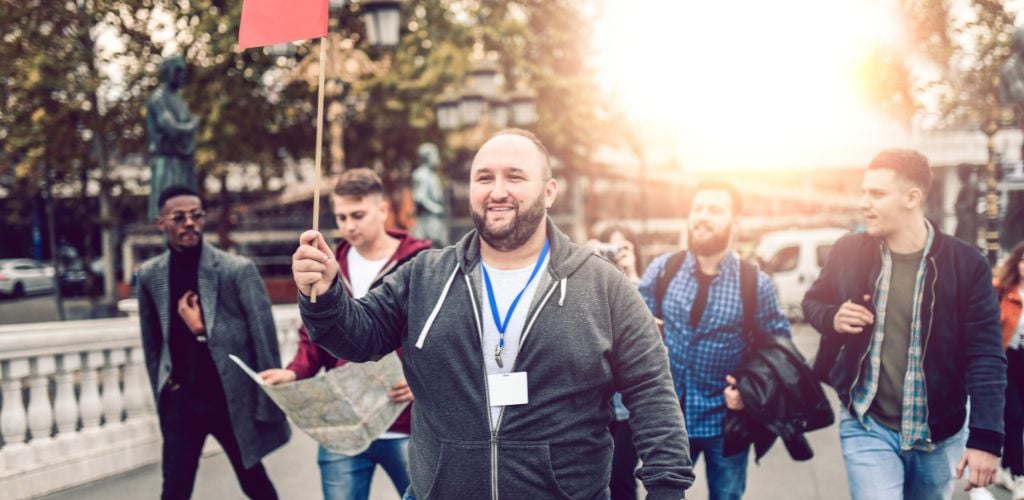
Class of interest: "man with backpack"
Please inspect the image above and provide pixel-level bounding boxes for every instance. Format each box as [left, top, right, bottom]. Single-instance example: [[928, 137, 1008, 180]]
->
[[638, 180, 791, 500]]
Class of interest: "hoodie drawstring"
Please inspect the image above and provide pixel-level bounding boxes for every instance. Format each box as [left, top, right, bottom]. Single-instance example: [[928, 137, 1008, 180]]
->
[[558, 277, 567, 306], [415, 266, 460, 349]]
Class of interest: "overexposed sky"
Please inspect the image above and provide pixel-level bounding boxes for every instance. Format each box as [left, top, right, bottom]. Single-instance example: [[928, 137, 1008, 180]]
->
[[592, 0, 1024, 171]]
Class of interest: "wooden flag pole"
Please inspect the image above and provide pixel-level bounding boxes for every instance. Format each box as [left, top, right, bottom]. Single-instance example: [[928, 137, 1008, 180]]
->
[[310, 36, 328, 303]]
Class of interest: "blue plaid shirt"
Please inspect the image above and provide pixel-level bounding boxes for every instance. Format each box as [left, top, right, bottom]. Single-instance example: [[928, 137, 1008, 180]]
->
[[639, 251, 791, 438]]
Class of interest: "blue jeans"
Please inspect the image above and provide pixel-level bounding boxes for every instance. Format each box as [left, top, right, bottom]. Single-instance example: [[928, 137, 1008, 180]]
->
[[690, 436, 749, 500], [319, 437, 410, 500], [839, 408, 967, 500]]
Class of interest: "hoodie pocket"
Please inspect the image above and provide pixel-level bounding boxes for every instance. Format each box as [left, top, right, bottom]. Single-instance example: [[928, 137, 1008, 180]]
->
[[421, 440, 490, 500], [498, 441, 574, 500]]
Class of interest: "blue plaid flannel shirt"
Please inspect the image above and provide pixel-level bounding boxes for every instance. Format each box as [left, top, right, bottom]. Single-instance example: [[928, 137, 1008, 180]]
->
[[639, 251, 791, 438], [850, 221, 935, 451]]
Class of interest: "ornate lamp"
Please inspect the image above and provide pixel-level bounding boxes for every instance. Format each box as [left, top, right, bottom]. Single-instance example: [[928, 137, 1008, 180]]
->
[[489, 95, 509, 128], [361, 0, 402, 47], [435, 91, 462, 131], [469, 60, 501, 98], [266, 43, 295, 58], [508, 88, 537, 127], [459, 90, 486, 127]]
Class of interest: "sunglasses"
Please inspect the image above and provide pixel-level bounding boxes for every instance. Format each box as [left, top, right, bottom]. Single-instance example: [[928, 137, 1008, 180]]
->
[[162, 210, 206, 225]]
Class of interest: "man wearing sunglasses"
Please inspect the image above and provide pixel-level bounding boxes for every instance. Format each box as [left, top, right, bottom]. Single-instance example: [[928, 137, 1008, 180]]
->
[[137, 185, 290, 500]]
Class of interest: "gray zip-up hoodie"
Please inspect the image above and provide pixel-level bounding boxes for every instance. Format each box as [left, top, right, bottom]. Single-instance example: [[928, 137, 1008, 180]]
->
[[299, 219, 694, 499]]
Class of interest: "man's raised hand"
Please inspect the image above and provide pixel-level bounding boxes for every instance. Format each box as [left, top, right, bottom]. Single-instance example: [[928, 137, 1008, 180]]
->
[[292, 230, 339, 298]]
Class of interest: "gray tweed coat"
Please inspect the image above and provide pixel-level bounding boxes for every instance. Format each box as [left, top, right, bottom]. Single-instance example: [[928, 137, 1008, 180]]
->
[[137, 242, 289, 468]]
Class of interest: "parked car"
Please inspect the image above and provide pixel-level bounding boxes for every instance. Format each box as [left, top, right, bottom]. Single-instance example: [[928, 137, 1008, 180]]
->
[[754, 228, 848, 321], [59, 263, 90, 296], [0, 259, 56, 298]]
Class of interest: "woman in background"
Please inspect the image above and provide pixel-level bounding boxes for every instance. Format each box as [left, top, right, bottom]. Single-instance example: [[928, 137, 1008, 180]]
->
[[996, 241, 1024, 500], [591, 224, 643, 500]]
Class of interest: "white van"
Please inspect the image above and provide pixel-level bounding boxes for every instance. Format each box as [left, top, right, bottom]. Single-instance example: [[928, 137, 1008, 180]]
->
[[754, 228, 848, 321]]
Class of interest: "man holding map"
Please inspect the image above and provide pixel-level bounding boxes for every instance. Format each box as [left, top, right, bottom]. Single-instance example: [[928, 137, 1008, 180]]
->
[[260, 168, 431, 500]]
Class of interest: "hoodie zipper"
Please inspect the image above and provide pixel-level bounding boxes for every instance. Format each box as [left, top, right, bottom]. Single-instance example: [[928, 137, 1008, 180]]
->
[[467, 269, 561, 500], [493, 281, 560, 432], [462, 272, 499, 500]]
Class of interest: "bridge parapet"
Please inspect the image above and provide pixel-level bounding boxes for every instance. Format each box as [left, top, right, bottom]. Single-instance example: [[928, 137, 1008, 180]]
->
[[0, 305, 303, 499]]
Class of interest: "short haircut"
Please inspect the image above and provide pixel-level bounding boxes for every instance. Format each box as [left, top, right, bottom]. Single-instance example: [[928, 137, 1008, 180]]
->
[[487, 128, 553, 180], [693, 180, 742, 215], [158, 185, 202, 212], [868, 149, 933, 194], [333, 168, 384, 198]]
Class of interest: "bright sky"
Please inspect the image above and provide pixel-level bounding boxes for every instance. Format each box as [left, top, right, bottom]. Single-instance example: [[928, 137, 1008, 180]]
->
[[593, 0, 916, 171]]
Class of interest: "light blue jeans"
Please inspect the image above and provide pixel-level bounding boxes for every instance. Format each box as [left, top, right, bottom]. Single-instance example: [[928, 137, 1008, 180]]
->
[[319, 437, 410, 500], [690, 436, 749, 500], [839, 408, 967, 500]]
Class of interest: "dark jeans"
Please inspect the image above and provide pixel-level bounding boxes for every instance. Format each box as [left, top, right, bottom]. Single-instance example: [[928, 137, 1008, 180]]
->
[[1005, 348, 1024, 476], [690, 436, 748, 500], [609, 419, 639, 500], [158, 381, 277, 500]]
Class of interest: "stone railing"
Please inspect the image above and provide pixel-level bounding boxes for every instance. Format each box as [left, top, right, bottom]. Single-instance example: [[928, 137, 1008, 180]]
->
[[0, 305, 303, 499]]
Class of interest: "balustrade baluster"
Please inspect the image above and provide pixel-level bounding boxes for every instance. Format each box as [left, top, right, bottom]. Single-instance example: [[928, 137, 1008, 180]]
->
[[53, 353, 82, 457], [78, 351, 104, 450], [0, 359, 32, 470], [101, 349, 126, 442], [27, 355, 57, 463]]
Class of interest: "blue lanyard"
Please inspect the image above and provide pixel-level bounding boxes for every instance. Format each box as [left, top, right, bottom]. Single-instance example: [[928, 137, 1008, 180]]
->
[[482, 240, 550, 351]]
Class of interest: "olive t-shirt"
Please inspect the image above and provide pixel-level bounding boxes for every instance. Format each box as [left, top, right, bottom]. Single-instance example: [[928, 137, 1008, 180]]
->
[[868, 248, 924, 431]]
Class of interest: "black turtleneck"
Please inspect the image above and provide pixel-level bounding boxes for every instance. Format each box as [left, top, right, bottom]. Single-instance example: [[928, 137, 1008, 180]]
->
[[167, 242, 218, 387]]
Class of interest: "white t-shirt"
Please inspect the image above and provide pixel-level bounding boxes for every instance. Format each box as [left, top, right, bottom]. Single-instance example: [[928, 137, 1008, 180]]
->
[[347, 248, 390, 299], [347, 247, 404, 439], [480, 254, 549, 427]]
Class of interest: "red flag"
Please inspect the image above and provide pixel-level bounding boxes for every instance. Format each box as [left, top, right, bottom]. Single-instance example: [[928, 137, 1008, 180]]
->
[[238, 0, 328, 49]]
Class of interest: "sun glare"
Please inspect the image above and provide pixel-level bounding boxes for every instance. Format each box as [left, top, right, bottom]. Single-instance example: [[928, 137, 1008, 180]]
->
[[595, 0, 907, 171]]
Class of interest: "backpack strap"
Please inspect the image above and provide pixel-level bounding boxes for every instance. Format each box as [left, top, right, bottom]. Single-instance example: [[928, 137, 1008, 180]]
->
[[739, 259, 759, 344], [655, 250, 688, 320]]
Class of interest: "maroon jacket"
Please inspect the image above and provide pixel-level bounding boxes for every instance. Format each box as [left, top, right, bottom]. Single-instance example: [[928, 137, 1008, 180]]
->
[[288, 229, 432, 434]]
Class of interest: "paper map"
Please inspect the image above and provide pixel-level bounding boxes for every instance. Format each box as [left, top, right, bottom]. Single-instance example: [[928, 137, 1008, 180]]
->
[[230, 353, 409, 455]]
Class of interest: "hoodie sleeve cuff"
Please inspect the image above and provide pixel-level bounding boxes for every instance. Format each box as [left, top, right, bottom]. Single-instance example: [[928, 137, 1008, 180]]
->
[[297, 278, 343, 318], [644, 486, 685, 500], [966, 427, 1003, 457]]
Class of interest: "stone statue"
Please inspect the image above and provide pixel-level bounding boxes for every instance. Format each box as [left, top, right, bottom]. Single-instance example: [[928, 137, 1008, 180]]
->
[[146, 55, 199, 219], [411, 143, 447, 246]]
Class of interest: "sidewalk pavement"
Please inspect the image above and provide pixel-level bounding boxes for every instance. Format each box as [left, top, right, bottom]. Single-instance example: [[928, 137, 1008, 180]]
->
[[42, 323, 1009, 500]]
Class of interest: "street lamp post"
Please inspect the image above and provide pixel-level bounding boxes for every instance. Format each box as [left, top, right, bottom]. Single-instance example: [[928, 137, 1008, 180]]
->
[[982, 117, 1001, 267], [434, 57, 539, 237], [290, 0, 401, 175]]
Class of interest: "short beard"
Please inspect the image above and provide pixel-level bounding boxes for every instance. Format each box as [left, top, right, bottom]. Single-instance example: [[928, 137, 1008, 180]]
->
[[688, 225, 731, 256], [472, 197, 546, 252]]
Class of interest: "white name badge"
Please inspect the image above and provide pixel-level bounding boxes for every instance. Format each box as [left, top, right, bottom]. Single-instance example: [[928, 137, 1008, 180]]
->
[[487, 372, 529, 407]]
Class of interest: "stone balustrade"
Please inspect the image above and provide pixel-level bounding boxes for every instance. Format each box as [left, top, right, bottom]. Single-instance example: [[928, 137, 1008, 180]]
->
[[0, 305, 303, 499]]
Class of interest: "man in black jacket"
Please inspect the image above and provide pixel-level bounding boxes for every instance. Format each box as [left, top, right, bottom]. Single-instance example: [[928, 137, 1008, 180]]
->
[[803, 149, 1006, 499]]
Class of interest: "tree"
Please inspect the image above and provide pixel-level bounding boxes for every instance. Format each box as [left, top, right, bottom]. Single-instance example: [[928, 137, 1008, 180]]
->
[[0, 0, 161, 302], [862, 0, 1016, 128], [1, 0, 617, 289]]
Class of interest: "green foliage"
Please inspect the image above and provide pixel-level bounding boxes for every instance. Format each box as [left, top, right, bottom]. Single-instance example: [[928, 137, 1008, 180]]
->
[[863, 0, 1017, 128], [0, 0, 611, 228], [0, 0, 159, 235]]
